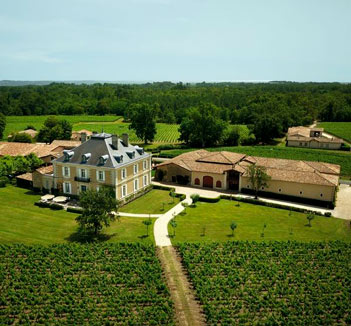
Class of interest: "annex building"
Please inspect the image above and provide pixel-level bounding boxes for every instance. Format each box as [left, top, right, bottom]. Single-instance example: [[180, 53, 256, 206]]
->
[[34, 133, 152, 201], [156, 150, 340, 205], [286, 126, 343, 150]]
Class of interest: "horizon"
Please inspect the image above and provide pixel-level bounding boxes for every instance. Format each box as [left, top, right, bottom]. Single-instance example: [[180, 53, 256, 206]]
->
[[1, 0, 351, 82]]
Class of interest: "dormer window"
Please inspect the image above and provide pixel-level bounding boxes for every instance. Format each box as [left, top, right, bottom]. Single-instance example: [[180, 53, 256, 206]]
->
[[114, 155, 124, 163], [135, 146, 144, 155], [99, 155, 109, 165], [82, 153, 91, 163], [63, 150, 74, 161], [126, 151, 135, 159]]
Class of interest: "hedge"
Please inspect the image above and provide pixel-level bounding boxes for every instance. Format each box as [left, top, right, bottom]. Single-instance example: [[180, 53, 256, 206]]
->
[[67, 207, 83, 214], [220, 195, 326, 216], [34, 201, 64, 210]]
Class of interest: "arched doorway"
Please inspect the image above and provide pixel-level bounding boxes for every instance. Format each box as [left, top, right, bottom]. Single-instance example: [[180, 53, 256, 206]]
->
[[194, 178, 200, 185], [203, 176, 213, 188], [216, 180, 222, 188]]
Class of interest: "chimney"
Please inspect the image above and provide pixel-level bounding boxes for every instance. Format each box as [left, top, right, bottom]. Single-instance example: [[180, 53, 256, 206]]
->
[[122, 133, 129, 147], [81, 132, 87, 143], [112, 134, 118, 150]]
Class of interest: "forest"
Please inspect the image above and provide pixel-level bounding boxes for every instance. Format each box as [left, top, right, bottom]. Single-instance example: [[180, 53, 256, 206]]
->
[[0, 82, 350, 124], [1, 82, 351, 146]]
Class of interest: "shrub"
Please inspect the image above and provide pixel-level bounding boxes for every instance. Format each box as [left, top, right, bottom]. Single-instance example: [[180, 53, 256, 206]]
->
[[324, 212, 332, 217], [34, 201, 51, 208], [199, 196, 220, 203], [50, 203, 64, 210], [67, 207, 83, 214]]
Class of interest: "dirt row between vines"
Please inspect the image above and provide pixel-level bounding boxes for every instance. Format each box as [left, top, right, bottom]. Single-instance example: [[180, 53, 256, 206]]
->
[[158, 246, 205, 326]]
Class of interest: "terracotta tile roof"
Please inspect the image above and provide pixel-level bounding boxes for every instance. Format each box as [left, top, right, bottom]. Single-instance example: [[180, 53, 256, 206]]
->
[[197, 151, 246, 164], [73, 129, 93, 135], [50, 140, 81, 148], [287, 135, 343, 143], [158, 149, 340, 187], [15, 172, 33, 181], [18, 129, 38, 138], [35, 165, 54, 175], [288, 126, 311, 138]]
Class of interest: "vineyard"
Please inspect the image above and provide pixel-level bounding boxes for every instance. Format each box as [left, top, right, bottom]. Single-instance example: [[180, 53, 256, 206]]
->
[[178, 241, 351, 325], [2, 115, 120, 139], [0, 244, 175, 325], [317, 122, 351, 143], [73, 122, 181, 144], [160, 145, 351, 178]]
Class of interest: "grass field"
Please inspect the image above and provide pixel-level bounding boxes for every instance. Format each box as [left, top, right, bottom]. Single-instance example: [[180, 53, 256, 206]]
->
[[0, 186, 155, 244], [178, 242, 351, 325], [169, 200, 351, 243], [120, 189, 180, 214], [74, 122, 181, 143], [317, 122, 351, 143], [3, 115, 181, 143], [160, 145, 351, 178], [1, 244, 174, 325], [3, 115, 120, 139]]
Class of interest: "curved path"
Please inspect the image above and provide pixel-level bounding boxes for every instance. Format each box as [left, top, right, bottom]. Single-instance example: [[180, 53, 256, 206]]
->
[[116, 212, 162, 218], [153, 195, 192, 246]]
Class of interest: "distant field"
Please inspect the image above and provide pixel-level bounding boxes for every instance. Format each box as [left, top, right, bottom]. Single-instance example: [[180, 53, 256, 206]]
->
[[159, 145, 351, 178], [74, 122, 181, 143], [3, 115, 120, 139], [2, 115, 181, 143], [317, 122, 351, 143]]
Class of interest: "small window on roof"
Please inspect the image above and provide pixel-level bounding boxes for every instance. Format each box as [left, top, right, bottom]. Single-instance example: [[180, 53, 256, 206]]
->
[[99, 155, 109, 165], [82, 153, 91, 163]]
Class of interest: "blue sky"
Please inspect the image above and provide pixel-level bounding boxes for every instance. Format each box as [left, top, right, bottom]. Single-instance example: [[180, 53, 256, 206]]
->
[[0, 0, 350, 82]]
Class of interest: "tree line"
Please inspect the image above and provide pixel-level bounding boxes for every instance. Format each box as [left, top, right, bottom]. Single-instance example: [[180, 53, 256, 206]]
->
[[0, 82, 350, 123]]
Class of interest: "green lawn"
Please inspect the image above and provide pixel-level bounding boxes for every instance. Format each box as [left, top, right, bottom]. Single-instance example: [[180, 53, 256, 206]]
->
[[0, 186, 154, 244], [120, 189, 180, 214], [317, 122, 351, 143], [169, 199, 351, 243]]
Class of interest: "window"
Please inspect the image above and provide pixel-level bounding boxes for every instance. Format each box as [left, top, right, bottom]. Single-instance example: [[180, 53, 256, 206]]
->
[[320, 193, 323, 197], [80, 169, 86, 178], [97, 170, 105, 181], [64, 182, 71, 194], [143, 160, 147, 170], [122, 185, 127, 197], [279, 188, 282, 192], [299, 142, 302, 146], [134, 164, 138, 175], [134, 179, 138, 191], [300, 191, 303, 195], [194, 178, 200, 185], [143, 175, 148, 186], [121, 168, 126, 180], [45, 180, 49, 189], [81, 185, 87, 192], [261, 186, 264, 190], [63, 166, 70, 177], [216, 180, 222, 188]]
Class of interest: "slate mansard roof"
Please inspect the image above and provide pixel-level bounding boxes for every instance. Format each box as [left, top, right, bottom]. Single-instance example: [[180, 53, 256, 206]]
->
[[53, 133, 150, 168]]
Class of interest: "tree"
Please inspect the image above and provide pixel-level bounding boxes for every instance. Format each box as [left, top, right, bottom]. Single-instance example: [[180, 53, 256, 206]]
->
[[178, 103, 227, 147], [181, 202, 188, 215], [307, 213, 315, 227], [190, 194, 200, 206], [142, 217, 152, 237], [247, 164, 271, 199], [37, 116, 72, 143], [76, 187, 117, 235], [223, 125, 241, 146], [170, 218, 177, 237], [8, 132, 32, 143], [129, 103, 157, 144], [252, 114, 283, 144], [0, 113, 6, 139], [230, 221, 237, 237], [170, 189, 176, 203]]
